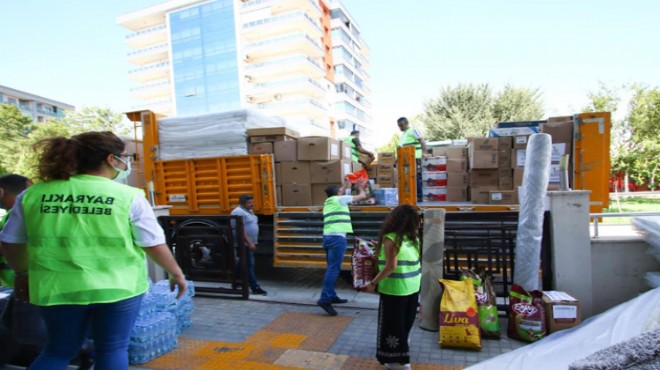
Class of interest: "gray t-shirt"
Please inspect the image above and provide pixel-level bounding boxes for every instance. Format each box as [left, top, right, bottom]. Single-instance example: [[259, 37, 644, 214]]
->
[[231, 206, 259, 245]]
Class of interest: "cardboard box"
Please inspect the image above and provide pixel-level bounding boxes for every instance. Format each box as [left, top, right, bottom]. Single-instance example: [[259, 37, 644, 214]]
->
[[378, 152, 396, 163], [297, 137, 340, 161], [469, 169, 499, 187], [311, 183, 332, 206], [249, 135, 295, 143], [280, 162, 310, 184], [377, 175, 395, 187], [470, 150, 499, 168], [281, 184, 311, 206], [421, 156, 447, 172], [447, 172, 469, 187], [421, 186, 446, 202], [446, 186, 468, 202], [366, 164, 377, 178], [512, 148, 526, 168], [358, 153, 375, 166], [488, 190, 518, 204], [247, 127, 300, 138], [470, 186, 498, 204], [498, 136, 513, 150], [377, 163, 395, 178], [542, 118, 573, 147], [275, 162, 282, 184], [276, 185, 282, 206], [431, 147, 447, 157], [513, 168, 524, 187], [340, 141, 353, 161], [422, 171, 447, 187], [351, 162, 363, 173], [542, 291, 581, 333], [469, 137, 499, 151], [274, 141, 297, 162], [551, 143, 567, 163], [447, 146, 468, 159], [513, 135, 530, 149], [309, 160, 352, 184], [248, 142, 273, 154], [447, 158, 467, 173], [498, 149, 512, 169]]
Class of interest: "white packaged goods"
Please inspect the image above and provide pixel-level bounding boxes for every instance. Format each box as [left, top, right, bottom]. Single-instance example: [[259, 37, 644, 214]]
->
[[158, 109, 286, 160]]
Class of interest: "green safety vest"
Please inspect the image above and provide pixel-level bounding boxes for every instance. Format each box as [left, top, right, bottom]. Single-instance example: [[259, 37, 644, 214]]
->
[[21, 174, 148, 306], [323, 196, 353, 234], [342, 137, 360, 162], [398, 127, 423, 158], [0, 211, 14, 288], [377, 232, 421, 296]]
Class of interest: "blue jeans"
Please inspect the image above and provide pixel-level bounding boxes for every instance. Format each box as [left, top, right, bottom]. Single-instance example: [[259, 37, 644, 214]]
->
[[30, 294, 143, 370], [318, 235, 347, 304], [235, 249, 258, 289]]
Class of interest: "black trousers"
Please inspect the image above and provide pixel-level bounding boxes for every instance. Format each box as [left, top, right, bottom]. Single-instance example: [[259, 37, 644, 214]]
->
[[376, 292, 419, 365]]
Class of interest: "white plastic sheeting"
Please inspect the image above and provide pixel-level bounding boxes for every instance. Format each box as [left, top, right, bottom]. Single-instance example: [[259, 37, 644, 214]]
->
[[514, 133, 552, 291], [465, 287, 660, 370], [632, 216, 660, 288], [157, 109, 286, 161]]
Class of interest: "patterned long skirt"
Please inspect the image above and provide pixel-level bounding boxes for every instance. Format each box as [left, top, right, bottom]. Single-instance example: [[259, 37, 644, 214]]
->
[[376, 292, 419, 365]]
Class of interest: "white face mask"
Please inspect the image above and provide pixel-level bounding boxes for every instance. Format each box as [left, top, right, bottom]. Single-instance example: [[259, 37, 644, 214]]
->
[[112, 155, 132, 181]]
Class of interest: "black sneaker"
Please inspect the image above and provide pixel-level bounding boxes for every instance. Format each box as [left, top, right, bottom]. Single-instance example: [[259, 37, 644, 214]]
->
[[317, 301, 337, 316], [331, 297, 348, 304], [251, 286, 267, 295]]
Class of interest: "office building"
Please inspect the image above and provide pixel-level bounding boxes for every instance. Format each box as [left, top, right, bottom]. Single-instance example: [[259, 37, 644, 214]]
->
[[117, 0, 372, 141], [0, 84, 74, 123]]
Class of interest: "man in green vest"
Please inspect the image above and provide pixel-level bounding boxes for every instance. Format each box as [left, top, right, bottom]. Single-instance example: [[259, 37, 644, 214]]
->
[[0, 174, 31, 288], [342, 130, 375, 168], [317, 177, 368, 316], [397, 117, 428, 202]]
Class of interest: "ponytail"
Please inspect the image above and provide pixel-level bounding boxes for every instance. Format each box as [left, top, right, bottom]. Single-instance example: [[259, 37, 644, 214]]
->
[[34, 137, 79, 181]]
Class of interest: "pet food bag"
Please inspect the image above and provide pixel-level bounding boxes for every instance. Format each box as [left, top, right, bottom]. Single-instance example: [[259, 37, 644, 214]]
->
[[508, 284, 546, 342], [438, 278, 482, 350], [351, 237, 377, 289], [461, 269, 501, 338]]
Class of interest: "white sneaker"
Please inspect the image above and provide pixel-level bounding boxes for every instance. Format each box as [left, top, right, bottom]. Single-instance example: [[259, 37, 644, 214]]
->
[[384, 363, 411, 370]]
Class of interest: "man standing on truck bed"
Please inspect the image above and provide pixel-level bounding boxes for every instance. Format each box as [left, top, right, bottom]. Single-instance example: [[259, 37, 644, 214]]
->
[[232, 194, 267, 295], [343, 130, 375, 168], [317, 178, 368, 316], [397, 117, 428, 202]]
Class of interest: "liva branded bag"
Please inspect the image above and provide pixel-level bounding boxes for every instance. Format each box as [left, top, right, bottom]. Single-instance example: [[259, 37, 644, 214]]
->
[[461, 269, 501, 339], [507, 284, 546, 342], [351, 237, 377, 289], [438, 278, 482, 350]]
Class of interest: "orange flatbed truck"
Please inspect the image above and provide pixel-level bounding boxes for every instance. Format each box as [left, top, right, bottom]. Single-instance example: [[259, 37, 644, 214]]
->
[[125, 110, 610, 270]]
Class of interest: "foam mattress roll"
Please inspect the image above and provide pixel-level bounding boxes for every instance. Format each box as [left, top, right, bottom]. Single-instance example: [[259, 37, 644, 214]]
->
[[514, 133, 552, 292], [419, 208, 446, 331]]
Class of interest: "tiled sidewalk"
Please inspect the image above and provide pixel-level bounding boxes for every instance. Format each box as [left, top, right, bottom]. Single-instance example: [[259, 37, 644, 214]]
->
[[131, 262, 527, 369]]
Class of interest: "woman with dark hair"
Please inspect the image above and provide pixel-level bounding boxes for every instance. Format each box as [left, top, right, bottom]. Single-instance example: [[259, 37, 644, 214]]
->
[[0, 131, 186, 370], [359, 205, 421, 370]]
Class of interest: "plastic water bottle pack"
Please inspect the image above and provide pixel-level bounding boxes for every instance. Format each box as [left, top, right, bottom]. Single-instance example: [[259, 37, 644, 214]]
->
[[128, 279, 195, 364]]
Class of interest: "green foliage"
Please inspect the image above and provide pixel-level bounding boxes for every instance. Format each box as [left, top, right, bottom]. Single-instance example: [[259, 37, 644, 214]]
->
[[585, 83, 660, 189], [0, 104, 35, 175], [421, 84, 544, 141], [0, 106, 128, 179]]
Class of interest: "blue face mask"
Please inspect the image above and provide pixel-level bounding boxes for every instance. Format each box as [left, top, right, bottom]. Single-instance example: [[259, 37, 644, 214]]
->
[[112, 156, 132, 181]]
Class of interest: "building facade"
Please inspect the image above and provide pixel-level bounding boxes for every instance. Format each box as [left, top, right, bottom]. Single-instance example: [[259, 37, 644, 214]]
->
[[117, 0, 372, 141], [0, 85, 74, 122]]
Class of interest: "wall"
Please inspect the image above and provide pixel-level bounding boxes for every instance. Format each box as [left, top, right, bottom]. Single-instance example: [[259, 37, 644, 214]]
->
[[590, 236, 659, 315]]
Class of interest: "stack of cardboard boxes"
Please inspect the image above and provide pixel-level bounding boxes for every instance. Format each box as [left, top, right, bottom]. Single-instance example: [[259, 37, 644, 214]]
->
[[429, 146, 469, 202], [371, 153, 398, 205], [247, 130, 354, 207]]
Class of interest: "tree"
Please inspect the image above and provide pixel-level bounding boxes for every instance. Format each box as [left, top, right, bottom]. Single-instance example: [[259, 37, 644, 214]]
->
[[54, 107, 129, 136], [493, 85, 544, 123], [0, 104, 35, 175], [583, 83, 660, 191], [421, 84, 544, 141]]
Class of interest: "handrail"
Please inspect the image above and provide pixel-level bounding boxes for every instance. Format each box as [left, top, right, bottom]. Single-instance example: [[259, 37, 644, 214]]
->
[[590, 211, 660, 237]]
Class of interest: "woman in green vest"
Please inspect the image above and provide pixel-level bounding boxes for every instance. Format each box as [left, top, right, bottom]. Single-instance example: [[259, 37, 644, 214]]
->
[[359, 205, 421, 370], [0, 131, 186, 370]]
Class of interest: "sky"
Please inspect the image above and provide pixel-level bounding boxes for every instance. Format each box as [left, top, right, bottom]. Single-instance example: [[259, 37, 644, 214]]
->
[[1, 0, 659, 147]]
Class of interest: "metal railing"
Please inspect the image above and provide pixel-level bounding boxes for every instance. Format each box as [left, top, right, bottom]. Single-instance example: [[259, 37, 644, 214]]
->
[[590, 212, 660, 237]]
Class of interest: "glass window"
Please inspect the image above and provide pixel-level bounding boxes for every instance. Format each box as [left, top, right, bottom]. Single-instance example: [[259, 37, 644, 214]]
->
[[169, 0, 240, 115]]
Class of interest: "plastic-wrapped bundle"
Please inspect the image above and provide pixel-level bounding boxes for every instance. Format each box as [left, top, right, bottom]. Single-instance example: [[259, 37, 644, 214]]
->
[[632, 216, 660, 262], [157, 109, 286, 160], [152, 280, 196, 334], [514, 133, 552, 292]]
